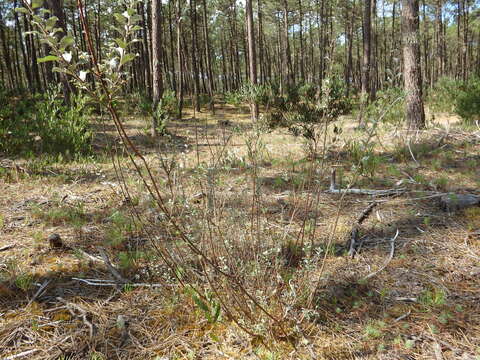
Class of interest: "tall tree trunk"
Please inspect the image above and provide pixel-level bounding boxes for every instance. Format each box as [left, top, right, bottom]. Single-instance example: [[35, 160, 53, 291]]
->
[[283, 0, 293, 88], [190, 0, 200, 112], [246, 0, 259, 121], [140, 1, 152, 98], [152, 0, 164, 136], [361, 0, 372, 101], [176, 0, 184, 118], [202, 0, 215, 111], [402, 0, 425, 129], [46, 0, 72, 102]]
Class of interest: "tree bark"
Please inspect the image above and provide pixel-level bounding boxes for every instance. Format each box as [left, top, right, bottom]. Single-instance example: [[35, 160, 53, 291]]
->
[[402, 0, 426, 129], [246, 0, 259, 121], [152, 0, 164, 136]]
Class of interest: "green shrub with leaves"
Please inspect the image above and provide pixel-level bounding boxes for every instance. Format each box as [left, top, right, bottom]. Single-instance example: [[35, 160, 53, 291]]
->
[[362, 87, 405, 126], [428, 77, 461, 113], [455, 77, 480, 124], [0, 85, 92, 157], [154, 89, 177, 135]]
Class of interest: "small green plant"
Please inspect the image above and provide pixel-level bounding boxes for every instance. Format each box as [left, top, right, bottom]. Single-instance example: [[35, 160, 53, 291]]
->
[[186, 286, 222, 324], [154, 89, 178, 135], [419, 288, 446, 308], [364, 320, 386, 338], [15, 273, 34, 292], [32, 202, 87, 227]]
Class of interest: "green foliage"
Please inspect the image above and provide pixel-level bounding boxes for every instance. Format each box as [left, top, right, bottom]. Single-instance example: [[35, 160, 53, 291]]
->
[[428, 77, 461, 113], [186, 286, 222, 324], [154, 90, 178, 134], [419, 287, 446, 309], [345, 140, 384, 178], [15, 273, 34, 292], [429, 76, 480, 123], [0, 85, 92, 157], [32, 201, 87, 227], [362, 87, 405, 126], [455, 77, 480, 123], [364, 320, 386, 339]]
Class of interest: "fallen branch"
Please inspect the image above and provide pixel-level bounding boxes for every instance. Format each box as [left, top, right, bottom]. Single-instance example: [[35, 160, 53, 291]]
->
[[348, 202, 377, 257], [75, 249, 104, 264], [329, 169, 405, 196], [0, 244, 16, 252], [362, 229, 399, 280], [3, 349, 40, 360], [71, 277, 170, 288]]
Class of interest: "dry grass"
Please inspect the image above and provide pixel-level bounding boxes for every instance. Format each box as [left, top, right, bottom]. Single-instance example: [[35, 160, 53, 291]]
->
[[1, 105, 480, 359]]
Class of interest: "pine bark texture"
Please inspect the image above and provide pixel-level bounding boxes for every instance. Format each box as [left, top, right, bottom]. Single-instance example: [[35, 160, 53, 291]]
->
[[402, 0, 426, 129], [152, 0, 164, 136]]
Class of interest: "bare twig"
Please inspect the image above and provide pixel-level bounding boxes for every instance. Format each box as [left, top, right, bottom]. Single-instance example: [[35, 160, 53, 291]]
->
[[26, 279, 52, 307], [97, 248, 128, 284], [56, 297, 94, 338], [362, 229, 399, 280]]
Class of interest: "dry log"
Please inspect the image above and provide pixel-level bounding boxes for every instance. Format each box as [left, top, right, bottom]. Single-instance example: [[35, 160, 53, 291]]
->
[[440, 193, 480, 212]]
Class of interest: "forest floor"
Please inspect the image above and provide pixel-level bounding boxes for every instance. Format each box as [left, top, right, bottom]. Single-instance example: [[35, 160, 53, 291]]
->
[[1, 103, 480, 360]]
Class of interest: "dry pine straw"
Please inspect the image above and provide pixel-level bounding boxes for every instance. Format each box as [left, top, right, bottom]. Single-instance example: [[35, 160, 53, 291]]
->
[[1, 111, 480, 359]]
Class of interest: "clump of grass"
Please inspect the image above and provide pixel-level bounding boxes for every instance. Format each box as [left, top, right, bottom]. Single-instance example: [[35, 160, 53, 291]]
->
[[32, 202, 87, 227], [464, 207, 480, 230]]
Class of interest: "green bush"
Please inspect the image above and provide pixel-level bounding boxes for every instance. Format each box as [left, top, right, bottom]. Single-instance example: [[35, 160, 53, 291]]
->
[[455, 77, 480, 123], [362, 87, 405, 126], [428, 77, 461, 113], [154, 89, 177, 134], [0, 85, 92, 157]]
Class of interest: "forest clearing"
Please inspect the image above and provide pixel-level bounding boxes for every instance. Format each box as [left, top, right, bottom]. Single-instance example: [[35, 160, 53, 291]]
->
[[1, 0, 480, 359]]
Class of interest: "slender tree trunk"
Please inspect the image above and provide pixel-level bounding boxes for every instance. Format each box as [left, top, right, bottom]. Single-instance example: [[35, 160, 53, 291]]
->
[[152, 0, 164, 136], [140, 1, 152, 97], [202, 0, 215, 111], [361, 0, 372, 101], [402, 0, 426, 129], [176, 0, 184, 118], [246, 0, 259, 121], [46, 0, 72, 102], [190, 0, 200, 112]]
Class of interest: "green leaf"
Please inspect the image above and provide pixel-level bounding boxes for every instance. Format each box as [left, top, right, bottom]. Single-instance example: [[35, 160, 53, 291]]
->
[[120, 53, 136, 67], [37, 55, 60, 64], [114, 38, 128, 49], [60, 35, 75, 49], [113, 13, 127, 24], [212, 303, 221, 323], [15, 7, 30, 14], [45, 16, 59, 30], [192, 294, 209, 313], [31, 0, 43, 9]]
